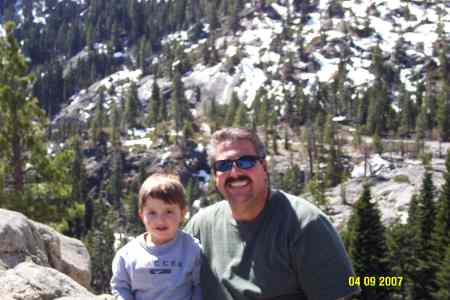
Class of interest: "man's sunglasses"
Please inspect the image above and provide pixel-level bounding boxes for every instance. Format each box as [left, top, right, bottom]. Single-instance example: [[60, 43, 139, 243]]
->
[[213, 155, 263, 172]]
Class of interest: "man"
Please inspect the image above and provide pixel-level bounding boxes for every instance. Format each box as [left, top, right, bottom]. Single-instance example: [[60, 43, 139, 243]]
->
[[185, 128, 360, 299]]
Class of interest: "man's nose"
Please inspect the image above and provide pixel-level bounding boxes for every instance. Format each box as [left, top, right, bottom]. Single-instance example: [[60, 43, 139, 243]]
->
[[229, 162, 243, 175]]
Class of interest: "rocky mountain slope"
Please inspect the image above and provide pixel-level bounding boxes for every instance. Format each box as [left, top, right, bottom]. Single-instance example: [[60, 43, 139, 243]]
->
[[1, 0, 449, 228]]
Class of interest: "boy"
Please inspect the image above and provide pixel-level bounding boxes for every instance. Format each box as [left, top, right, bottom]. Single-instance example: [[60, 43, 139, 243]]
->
[[111, 173, 202, 300]]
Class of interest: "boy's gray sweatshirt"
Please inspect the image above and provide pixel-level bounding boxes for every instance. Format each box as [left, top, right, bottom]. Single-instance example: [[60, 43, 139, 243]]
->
[[111, 230, 202, 300]]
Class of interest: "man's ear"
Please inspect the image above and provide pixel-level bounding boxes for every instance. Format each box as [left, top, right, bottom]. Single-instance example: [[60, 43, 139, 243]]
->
[[261, 159, 268, 173]]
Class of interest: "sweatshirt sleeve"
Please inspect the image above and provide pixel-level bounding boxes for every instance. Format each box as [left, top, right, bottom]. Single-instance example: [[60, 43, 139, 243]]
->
[[111, 251, 134, 300], [292, 215, 361, 299], [191, 240, 203, 300]]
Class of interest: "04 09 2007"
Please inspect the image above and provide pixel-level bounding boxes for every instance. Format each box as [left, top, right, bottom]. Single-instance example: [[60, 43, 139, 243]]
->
[[347, 276, 403, 287]]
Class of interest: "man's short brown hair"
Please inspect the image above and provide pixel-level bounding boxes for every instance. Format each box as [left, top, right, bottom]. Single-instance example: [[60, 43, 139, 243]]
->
[[207, 127, 266, 166], [138, 173, 187, 212]]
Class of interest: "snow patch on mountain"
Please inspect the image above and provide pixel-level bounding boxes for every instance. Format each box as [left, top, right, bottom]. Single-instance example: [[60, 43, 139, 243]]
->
[[52, 0, 449, 128]]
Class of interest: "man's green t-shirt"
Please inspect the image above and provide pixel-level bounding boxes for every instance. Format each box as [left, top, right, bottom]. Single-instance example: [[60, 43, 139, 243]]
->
[[185, 190, 360, 300]]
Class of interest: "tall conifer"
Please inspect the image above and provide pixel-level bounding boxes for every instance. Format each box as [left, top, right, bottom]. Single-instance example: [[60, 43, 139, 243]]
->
[[346, 185, 390, 300], [124, 82, 140, 130], [0, 22, 48, 197], [411, 170, 437, 299], [434, 244, 450, 300], [148, 79, 161, 126], [431, 151, 450, 299]]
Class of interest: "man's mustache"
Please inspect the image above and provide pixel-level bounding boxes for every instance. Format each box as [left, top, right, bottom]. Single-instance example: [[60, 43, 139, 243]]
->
[[225, 176, 251, 186]]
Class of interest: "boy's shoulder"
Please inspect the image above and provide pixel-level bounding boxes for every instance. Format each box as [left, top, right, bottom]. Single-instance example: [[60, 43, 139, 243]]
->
[[115, 234, 145, 255], [178, 229, 202, 252]]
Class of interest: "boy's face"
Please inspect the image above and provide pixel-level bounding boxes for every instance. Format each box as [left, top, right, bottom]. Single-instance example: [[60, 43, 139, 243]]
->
[[139, 197, 186, 246]]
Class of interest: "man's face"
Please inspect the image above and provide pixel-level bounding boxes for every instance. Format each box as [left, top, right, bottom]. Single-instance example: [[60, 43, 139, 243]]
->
[[213, 139, 269, 221]]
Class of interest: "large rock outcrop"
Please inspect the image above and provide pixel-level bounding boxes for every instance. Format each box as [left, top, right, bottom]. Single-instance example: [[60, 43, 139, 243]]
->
[[0, 209, 113, 300], [0, 209, 90, 287]]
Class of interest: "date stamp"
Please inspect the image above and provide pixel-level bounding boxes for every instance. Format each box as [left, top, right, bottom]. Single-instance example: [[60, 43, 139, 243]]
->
[[347, 276, 403, 287]]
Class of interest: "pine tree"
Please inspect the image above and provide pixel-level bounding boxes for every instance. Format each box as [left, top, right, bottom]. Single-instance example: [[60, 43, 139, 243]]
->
[[398, 84, 416, 137], [252, 87, 266, 125], [437, 85, 450, 142], [110, 148, 123, 208], [207, 0, 219, 30], [123, 82, 140, 130], [366, 83, 389, 135], [306, 176, 328, 211], [385, 221, 416, 299], [424, 66, 438, 131], [207, 97, 221, 131], [228, 0, 241, 33], [323, 115, 341, 187], [431, 151, 450, 299], [67, 136, 87, 238], [85, 198, 115, 294], [305, 121, 317, 180], [0, 22, 49, 210], [233, 102, 249, 128], [225, 92, 240, 126], [346, 185, 390, 300], [356, 92, 369, 126], [434, 244, 450, 300], [91, 91, 106, 146], [182, 120, 195, 142], [270, 110, 278, 155], [148, 79, 161, 126], [124, 179, 144, 236], [110, 101, 121, 148], [171, 69, 191, 135], [282, 165, 303, 196], [410, 171, 437, 299], [372, 132, 383, 155], [416, 103, 428, 153]]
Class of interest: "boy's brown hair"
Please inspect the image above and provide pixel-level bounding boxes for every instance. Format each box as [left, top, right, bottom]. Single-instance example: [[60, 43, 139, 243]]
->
[[138, 173, 187, 212]]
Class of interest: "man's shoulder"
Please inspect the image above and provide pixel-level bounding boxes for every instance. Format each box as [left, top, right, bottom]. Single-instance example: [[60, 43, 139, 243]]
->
[[272, 190, 329, 225], [191, 200, 228, 222], [184, 200, 228, 235]]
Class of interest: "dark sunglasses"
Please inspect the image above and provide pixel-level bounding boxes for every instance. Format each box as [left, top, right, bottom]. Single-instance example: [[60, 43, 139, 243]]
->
[[213, 155, 263, 172]]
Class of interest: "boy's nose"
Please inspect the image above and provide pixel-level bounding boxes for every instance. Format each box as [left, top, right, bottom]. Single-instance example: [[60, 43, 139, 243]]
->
[[153, 214, 166, 223]]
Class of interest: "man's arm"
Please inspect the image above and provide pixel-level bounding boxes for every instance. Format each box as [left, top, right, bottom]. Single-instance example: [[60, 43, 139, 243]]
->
[[191, 248, 203, 300], [293, 215, 361, 300]]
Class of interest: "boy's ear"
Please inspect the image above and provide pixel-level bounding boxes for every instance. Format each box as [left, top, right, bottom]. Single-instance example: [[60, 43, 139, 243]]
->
[[181, 207, 188, 222]]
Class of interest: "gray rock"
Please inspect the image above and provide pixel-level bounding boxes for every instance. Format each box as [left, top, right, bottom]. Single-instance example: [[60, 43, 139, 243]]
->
[[0, 209, 91, 288], [0, 262, 94, 300], [0, 210, 49, 268], [56, 296, 114, 300]]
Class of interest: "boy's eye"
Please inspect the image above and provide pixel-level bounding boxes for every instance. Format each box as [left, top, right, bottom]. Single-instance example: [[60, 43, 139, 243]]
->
[[166, 210, 173, 214]]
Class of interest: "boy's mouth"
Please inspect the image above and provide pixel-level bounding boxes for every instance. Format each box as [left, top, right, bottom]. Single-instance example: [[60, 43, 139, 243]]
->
[[155, 226, 168, 231]]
